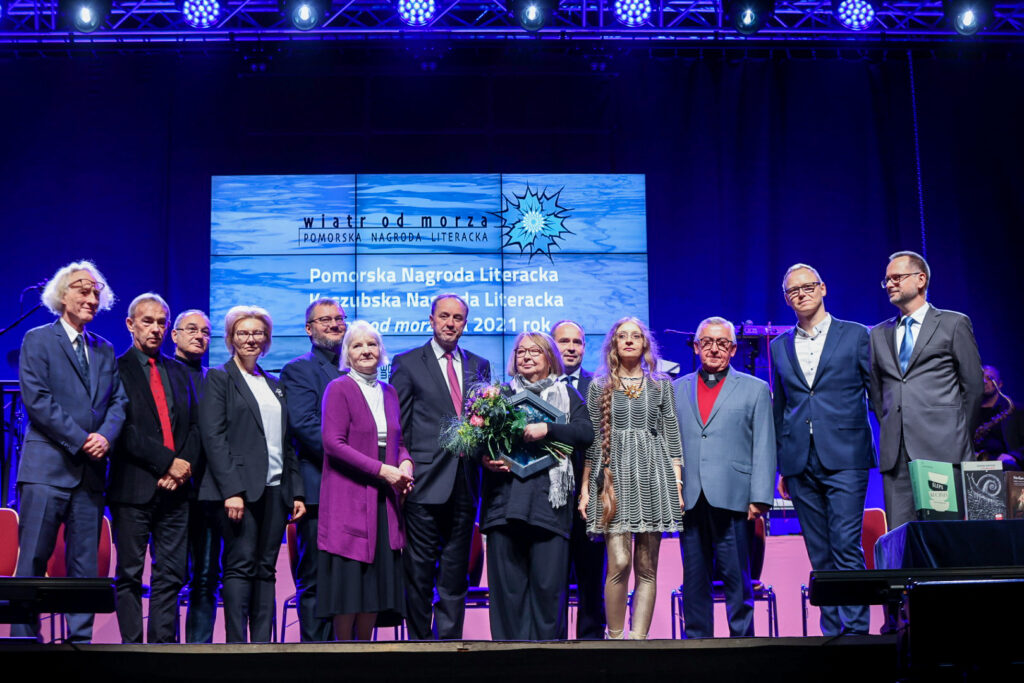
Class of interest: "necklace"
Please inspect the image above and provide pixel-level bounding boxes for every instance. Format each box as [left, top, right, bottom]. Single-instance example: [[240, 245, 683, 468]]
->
[[617, 375, 645, 399]]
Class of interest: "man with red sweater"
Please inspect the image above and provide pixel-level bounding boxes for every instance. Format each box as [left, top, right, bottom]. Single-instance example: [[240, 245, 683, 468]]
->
[[673, 316, 776, 638]]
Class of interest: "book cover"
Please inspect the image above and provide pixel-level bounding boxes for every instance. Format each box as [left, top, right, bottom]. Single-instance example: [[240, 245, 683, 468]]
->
[[1007, 472, 1024, 520], [909, 459, 960, 520], [962, 461, 1006, 520]]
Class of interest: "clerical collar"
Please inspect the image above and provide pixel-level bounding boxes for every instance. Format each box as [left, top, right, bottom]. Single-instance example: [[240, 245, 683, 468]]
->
[[699, 365, 730, 388]]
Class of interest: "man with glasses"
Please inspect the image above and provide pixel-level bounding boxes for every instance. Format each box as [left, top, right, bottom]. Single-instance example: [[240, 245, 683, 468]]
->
[[171, 309, 221, 643], [770, 264, 874, 636], [674, 316, 775, 638], [390, 294, 491, 640], [279, 298, 347, 641], [14, 260, 128, 642], [869, 250, 983, 528]]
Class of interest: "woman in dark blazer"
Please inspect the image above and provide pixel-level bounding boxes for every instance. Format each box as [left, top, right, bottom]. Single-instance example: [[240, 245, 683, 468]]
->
[[318, 320, 414, 640], [480, 331, 594, 640], [199, 305, 305, 643]]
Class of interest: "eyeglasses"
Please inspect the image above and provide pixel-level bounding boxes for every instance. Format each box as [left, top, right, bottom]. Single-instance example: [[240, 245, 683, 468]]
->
[[784, 282, 821, 299], [881, 272, 921, 288], [308, 315, 347, 326], [176, 326, 212, 338], [234, 330, 267, 341], [616, 332, 644, 342], [68, 278, 105, 295], [696, 338, 735, 351], [515, 347, 544, 358]]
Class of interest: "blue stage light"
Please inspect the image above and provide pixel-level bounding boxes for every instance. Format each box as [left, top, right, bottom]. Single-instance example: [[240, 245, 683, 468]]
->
[[280, 0, 330, 30], [180, 0, 221, 28], [511, 0, 555, 31], [58, 0, 111, 32], [398, 0, 436, 26], [943, 0, 993, 35], [834, 0, 876, 30], [613, 0, 651, 27]]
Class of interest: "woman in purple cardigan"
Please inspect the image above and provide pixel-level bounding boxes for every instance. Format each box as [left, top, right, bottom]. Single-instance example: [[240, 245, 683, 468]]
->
[[317, 320, 414, 640]]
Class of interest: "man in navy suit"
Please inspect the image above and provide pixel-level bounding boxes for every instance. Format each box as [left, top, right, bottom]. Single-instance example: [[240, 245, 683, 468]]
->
[[109, 293, 200, 643], [551, 319, 605, 640], [770, 264, 875, 637], [279, 297, 346, 642], [14, 260, 128, 642], [390, 294, 491, 640], [674, 316, 775, 638]]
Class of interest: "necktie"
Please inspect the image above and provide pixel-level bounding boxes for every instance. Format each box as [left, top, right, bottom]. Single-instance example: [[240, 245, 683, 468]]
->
[[445, 352, 463, 416], [148, 357, 176, 451], [899, 317, 915, 375], [74, 334, 91, 392], [565, 375, 577, 390]]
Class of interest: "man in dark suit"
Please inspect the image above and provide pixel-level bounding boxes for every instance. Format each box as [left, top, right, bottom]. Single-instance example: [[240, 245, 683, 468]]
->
[[869, 250, 984, 529], [14, 260, 127, 642], [171, 309, 219, 643], [109, 294, 200, 643], [674, 316, 776, 638], [390, 294, 491, 640], [770, 264, 875, 636], [279, 297, 346, 642], [551, 319, 605, 640]]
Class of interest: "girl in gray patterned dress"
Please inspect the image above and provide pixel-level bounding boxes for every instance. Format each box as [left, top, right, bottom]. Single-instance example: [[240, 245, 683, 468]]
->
[[578, 317, 683, 639]]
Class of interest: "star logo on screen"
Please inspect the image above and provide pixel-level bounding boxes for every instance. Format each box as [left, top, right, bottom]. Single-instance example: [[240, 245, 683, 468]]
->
[[496, 184, 573, 261]]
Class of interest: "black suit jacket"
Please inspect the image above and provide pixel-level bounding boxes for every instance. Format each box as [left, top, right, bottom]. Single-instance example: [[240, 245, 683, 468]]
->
[[109, 350, 200, 505], [390, 341, 491, 505], [198, 360, 303, 507]]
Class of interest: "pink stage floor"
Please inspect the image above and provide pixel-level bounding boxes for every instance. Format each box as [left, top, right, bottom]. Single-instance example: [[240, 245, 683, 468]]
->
[[2, 531, 884, 643]]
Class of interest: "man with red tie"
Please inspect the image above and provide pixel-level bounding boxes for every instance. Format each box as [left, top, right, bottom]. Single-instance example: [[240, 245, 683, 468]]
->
[[390, 294, 491, 640], [109, 293, 200, 643]]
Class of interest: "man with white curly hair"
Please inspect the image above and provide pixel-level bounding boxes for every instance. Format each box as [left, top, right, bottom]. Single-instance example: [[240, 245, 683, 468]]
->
[[13, 260, 128, 642]]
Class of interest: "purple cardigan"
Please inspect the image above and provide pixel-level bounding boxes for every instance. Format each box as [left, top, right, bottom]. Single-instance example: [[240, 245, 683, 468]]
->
[[319, 375, 413, 564]]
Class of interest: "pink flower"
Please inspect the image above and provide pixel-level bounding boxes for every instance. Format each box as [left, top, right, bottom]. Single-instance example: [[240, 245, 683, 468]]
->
[[482, 386, 500, 398], [470, 415, 484, 427]]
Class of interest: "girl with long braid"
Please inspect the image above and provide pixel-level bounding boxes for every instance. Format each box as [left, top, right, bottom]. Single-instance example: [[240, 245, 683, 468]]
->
[[577, 317, 684, 639]]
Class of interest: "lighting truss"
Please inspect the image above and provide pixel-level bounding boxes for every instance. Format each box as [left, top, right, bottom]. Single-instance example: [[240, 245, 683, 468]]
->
[[2, 0, 1023, 44]]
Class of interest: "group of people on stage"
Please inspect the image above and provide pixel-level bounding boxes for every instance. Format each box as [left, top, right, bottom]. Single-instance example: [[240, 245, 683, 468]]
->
[[10, 249, 1018, 643]]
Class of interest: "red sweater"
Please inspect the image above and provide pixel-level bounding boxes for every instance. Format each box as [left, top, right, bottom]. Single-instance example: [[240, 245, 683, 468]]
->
[[697, 374, 726, 424]]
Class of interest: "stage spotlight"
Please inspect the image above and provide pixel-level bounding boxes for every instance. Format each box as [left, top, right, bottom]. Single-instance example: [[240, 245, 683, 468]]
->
[[397, 0, 436, 26], [613, 0, 651, 27], [724, 0, 774, 34], [178, 0, 222, 28], [832, 0, 876, 30], [58, 0, 111, 32], [510, 0, 556, 31], [281, 0, 330, 30], [943, 0, 993, 35]]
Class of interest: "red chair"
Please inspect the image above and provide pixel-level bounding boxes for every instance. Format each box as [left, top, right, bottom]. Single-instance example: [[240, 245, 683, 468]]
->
[[465, 523, 489, 609], [278, 523, 301, 642], [44, 515, 114, 641], [799, 507, 888, 635], [0, 508, 19, 576]]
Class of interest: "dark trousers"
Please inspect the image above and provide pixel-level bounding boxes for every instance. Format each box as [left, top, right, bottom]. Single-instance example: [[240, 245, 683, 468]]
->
[[13, 481, 104, 642], [185, 498, 221, 643], [217, 485, 288, 643], [111, 494, 189, 644], [294, 503, 332, 641], [486, 522, 569, 641], [403, 463, 477, 640], [786, 441, 870, 636], [567, 511, 606, 639], [682, 493, 754, 638], [882, 437, 917, 531]]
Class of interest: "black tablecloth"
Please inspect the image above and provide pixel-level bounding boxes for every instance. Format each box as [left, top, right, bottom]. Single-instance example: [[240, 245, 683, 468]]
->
[[875, 519, 1024, 569]]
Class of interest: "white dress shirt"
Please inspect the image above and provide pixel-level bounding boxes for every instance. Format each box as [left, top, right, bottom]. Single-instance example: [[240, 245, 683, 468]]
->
[[60, 317, 89, 362], [431, 337, 463, 396], [240, 370, 284, 486], [794, 314, 832, 388], [895, 301, 930, 353]]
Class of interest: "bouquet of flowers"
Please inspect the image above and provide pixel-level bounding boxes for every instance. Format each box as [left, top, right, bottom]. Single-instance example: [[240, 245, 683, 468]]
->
[[440, 382, 573, 465]]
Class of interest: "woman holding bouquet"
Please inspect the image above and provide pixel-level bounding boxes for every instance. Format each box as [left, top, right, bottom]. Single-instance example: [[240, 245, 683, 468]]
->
[[577, 318, 683, 640], [480, 332, 594, 640], [318, 320, 414, 640]]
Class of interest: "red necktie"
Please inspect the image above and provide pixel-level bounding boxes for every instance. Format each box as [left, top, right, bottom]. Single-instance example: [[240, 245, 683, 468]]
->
[[148, 357, 176, 451], [445, 352, 463, 416]]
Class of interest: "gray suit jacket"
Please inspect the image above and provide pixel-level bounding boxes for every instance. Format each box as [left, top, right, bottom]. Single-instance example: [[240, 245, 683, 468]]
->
[[869, 305, 984, 472], [674, 367, 776, 514]]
